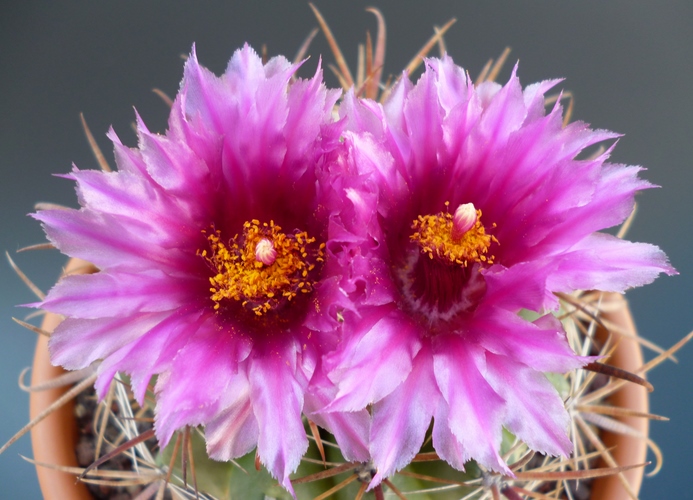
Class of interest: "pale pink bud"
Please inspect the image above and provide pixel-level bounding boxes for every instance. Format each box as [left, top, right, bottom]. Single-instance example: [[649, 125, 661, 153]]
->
[[451, 203, 477, 240], [255, 238, 277, 265]]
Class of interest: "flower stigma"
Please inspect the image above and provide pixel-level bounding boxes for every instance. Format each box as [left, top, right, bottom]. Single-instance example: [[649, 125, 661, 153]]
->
[[410, 202, 498, 267], [199, 220, 325, 316], [451, 202, 477, 239], [255, 238, 277, 265]]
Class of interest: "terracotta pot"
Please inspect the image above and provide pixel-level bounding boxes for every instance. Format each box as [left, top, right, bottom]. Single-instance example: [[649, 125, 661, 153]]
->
[[30, 258, 93, 500], [590, 292, 648, 500]]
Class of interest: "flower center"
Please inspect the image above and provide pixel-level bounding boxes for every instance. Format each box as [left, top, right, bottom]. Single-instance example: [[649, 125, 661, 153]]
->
[[397, 202, 498, 324], [199, 220, 324, 316], [410, 202, 497, 267]]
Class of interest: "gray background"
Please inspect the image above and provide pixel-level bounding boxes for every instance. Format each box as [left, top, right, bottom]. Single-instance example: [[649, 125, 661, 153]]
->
[[1, 1, 692, 498]]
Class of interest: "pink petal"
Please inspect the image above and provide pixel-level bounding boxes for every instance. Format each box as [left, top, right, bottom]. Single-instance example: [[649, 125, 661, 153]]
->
[[284, 65, 341, 167], [154, 318, 251, 447], [108, 128, 150, 177], [249, 352, 308, 497], [344, 132, 407, 211], [482, 262, 550, 312], [138, 123, 211, 197], [324, 311, 422, 411], [182, 45, 238, 134], [33, 209, 189, 271], [433, 335, 511, 475], [41, 270, 198, 318], [340, 90, 387, 145], [519, 163, 653, 260], [432, 399, 470, 471], [485, 353, 572, 457], [549, 232, 677, 292], [523, 79, 563, 120], [369, 343, 438, 486], [303, 369, 370, 463], [477, 65, 527, 150], [49, 312, 169, 371], [382, 76, 413, 162], [472, 309, 587, 373], [94, 308, 206, 402], [403, 65, 444, 169], [429, 56, 469, 115], [205, 372, 259, 461]]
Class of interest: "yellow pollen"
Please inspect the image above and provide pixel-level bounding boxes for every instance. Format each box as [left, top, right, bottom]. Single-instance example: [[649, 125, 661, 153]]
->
[[410, 202, 498, 267], [199, 220, 324, 316]]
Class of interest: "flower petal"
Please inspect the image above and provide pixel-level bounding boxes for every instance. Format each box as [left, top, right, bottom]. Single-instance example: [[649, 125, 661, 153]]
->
[[433, 335, 510, 475], [473, 309, 587, 373], [303, 369, 370, 463], [482, 262, 550, 312], [94, 308, 206, 402], [33, 209, 189, 271], [549, 232, 677, 292], [249, 351, 308, 497], [369, 343, 438, 486], [485, 354, 572, 457], [325, 310, 422, 411], [49, 312, 169, 371], [205, 372, 259, 461], [432, 399, 469, 471], [137, 122, 211, 198], [41, 270, 198, 318], [154, 318, 251, 447]]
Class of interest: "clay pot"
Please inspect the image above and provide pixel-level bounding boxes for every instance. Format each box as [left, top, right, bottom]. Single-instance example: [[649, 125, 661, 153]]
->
[[590, 292, 648, 499], [30, 258, 93, 500]]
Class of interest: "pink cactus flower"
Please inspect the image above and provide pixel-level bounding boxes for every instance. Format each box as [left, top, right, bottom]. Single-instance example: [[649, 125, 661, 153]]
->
[[323, 56, 675, 485], [34, 45, 369, 496]]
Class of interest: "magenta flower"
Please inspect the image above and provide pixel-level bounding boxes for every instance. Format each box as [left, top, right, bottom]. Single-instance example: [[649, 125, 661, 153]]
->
[[323, 57, 675, 484], [34, 45, 369, 494]]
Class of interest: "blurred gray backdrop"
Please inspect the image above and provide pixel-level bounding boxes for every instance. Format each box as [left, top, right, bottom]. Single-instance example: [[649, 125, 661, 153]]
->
[[1, 1, 692, 498]]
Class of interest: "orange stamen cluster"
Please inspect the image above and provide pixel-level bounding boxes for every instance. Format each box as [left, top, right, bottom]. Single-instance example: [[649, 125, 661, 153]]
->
[[410, 202, 498, 267], [199, 220, 324, 316]]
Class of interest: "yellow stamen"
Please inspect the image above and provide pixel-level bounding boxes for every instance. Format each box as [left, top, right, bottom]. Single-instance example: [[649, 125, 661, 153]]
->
[[410, 202, 498, 267], [199, 221, 324, 316]]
